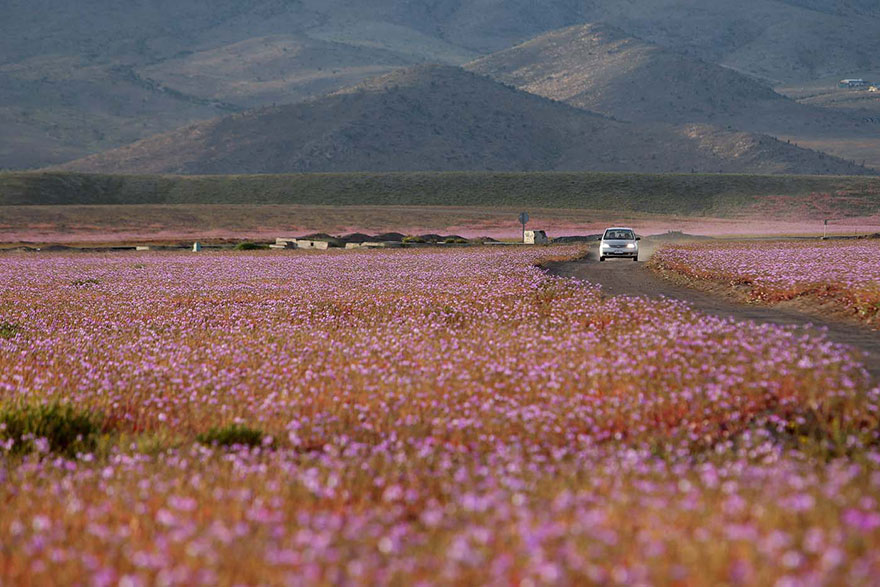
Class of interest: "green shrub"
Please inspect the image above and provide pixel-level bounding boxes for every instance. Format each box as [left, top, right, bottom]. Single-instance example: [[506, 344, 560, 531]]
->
[[196, 424, 269, 448], [402, 236, 426, 243], [234, 242, 269, 250], [444, 237, 468, 244], [0, 402, 103, 456], [71, 278, 100, 287], [0, 321, 21, 339]]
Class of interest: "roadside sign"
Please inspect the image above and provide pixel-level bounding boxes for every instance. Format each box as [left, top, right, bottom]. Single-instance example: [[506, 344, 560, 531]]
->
[[518, 212, 529, 242]]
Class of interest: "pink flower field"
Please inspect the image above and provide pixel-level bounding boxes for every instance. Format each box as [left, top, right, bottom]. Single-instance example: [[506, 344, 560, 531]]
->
[[651, 240, 880, 327], [1, 247, 879, 584]]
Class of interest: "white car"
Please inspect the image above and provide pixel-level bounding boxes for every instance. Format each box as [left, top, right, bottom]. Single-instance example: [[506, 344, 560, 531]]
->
[[599, 227, 640, 262]]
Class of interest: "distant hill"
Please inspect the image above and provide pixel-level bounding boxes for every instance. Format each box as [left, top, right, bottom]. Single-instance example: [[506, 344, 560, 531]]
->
[[55, 66, 870, 176], [4, 0, 880, 169], [467, 23, 880, 169], [467, 24, 786, 125], [4, 1, 878, 83], [138, 35, 418, 109]]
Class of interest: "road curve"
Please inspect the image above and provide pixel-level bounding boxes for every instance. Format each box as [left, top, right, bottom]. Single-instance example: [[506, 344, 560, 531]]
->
[[545, 255, 880, 382]]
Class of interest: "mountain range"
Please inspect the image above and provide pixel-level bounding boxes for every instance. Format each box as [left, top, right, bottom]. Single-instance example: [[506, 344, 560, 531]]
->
[[57, 66, 868, 176], [3, 1, 880, 173], [466, 23, 880, 169]]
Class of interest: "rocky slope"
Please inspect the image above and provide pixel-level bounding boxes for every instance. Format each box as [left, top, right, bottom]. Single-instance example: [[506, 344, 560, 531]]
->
[[4, 0, 880, 169], [467, 23, 880, 169], [57, 66, 871, 176]]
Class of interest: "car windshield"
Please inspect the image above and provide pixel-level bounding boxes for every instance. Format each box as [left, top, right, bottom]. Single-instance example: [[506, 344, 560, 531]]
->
[[604, 230, 634, 240]]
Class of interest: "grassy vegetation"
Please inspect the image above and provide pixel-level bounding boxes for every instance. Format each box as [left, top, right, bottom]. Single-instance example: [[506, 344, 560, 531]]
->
[[2, 171, 879, 217], [71, 278, 101, 287], [0, 321, 21, 339], [196, 424, 269, 448], [0, 403, 103, 456], [233, 242, 269, 250]]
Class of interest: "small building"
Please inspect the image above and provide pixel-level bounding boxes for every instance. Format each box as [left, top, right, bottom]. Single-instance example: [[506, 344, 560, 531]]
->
[[839, 79, 870, 89], [869, 85, 879, 93], [296, 240, 329, 250], [271, 238, 297, 249], [524, 230, 549, 245]]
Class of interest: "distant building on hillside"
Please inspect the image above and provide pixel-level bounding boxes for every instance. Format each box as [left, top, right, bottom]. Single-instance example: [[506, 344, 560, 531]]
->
[[869, 85, 879, 93], [839, 79, 870, 89]]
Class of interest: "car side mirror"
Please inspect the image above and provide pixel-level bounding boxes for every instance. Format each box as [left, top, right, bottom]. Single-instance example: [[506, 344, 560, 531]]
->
[[636, 237, 641, 241]]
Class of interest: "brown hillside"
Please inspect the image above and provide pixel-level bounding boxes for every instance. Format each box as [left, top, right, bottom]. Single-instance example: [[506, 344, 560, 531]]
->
[[4, 1, 880, 169], [57, 66, 870, 176], [467, 24, 880, 169], [467, 24, 784, 125], [138, 35, 420, 109]]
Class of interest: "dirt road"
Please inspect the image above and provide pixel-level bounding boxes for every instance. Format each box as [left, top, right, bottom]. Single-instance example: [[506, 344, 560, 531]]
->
[[546, 255, 880, 381]]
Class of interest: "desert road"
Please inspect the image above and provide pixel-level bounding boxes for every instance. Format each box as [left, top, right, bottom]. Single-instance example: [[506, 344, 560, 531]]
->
[[546, 256, 880, 381]]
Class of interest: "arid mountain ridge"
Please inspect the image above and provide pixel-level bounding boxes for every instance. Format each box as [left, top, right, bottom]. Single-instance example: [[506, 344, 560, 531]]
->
[[466, 23, 880, 169], [3, 1, 880, 172], [57, 66, 870, 176]]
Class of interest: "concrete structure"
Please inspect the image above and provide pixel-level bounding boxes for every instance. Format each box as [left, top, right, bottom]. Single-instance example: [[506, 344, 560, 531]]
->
[[135, 246, 150, 251], [524, 230, 549, 244], [839, 78, 870, 88], [361, 241, 403, 248], [296, 240, 329, 250]]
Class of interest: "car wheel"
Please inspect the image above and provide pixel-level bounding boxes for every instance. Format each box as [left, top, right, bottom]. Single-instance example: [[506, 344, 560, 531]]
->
[[599, 256, 605, 262], [633, 256, 638, 262]]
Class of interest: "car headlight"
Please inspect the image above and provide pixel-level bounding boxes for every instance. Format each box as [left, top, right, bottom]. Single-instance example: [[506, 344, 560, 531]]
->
[[601, 243, 609, 248], [626, 243, 636, 249]]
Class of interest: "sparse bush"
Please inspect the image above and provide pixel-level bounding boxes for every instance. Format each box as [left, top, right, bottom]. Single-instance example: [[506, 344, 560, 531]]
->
[[402, 236, 426, 243], [0, 402, 102, 456], [197, 424, 269, 448], [71, 278, 100, 287], [234, 242, 269, 250], [0, 321, 21, 339], [444, 237, 468, 244]]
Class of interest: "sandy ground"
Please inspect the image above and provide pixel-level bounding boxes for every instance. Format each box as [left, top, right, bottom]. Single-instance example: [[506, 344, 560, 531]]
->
[[1, 204, 879, 244]]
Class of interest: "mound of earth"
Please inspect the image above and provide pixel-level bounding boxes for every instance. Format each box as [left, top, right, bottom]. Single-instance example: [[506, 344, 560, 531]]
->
[[374, 232, 406, 242], [553, 235, 602, 243], [339, 233, 374, 244], [645, 231, 713, 241]]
